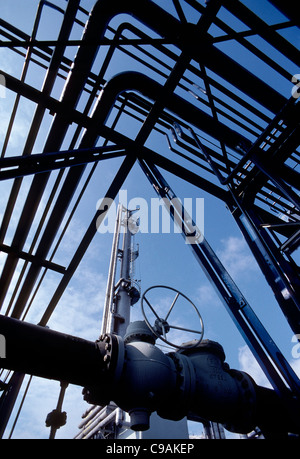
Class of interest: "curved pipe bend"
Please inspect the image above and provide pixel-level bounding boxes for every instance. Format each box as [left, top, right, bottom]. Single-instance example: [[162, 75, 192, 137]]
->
[[1, 314, 300, 437], [87, 0, 285, 114], [88, 70, 252, 152]]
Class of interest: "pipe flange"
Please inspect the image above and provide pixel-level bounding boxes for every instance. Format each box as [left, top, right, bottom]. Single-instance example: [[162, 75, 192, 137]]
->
[[97, 334, 115, 373], [168, 353, 185, 394], [158, 351, 195, 421]]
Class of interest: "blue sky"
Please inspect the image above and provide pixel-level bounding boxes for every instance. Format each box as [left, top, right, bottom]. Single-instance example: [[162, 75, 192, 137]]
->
[[0, 0, 299, 439]]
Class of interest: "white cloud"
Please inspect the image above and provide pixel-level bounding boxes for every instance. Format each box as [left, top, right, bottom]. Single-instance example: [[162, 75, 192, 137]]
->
[[238, 344, 300, 390], [217, 236, 258, 280], [24, 260, 107, 341], [238, 345, 272, 388], [194, 284, 220, 309]]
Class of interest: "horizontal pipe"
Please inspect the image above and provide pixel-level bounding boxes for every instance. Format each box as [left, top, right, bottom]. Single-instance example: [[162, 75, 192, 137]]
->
[[76, 407, 111, 439], [0, 315, 108, 388], [0, 37, 170, 48], [1, 314, 300, 436], [83, 409, 118, 439], [77, 405, 104, 430]]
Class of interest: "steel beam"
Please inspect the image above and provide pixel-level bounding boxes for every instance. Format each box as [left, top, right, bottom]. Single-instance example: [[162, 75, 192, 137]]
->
[[139, 158, 300, 397], [0, 0, 299, 439], [0, 65, 249, 315], [0, 243, 65, 274], [222, 0, 300, 64], [0, 373, 25, 439], [268, 0, 300, 25], [2, 63, 297, 327], [0, 0, 92, 307], [87, 0, 286, 113], [0, 146, 126, 181], [229, 204, 300, 335], [0, 37, 171, 49]]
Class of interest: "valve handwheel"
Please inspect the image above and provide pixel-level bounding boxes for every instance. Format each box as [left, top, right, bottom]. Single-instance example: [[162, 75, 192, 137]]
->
[[141, 285, 204, 349]]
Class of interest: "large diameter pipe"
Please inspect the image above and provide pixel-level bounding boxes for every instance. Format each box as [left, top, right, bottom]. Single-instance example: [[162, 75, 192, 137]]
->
[[0, 315, 110, 388], [2, 315, 300, 436]]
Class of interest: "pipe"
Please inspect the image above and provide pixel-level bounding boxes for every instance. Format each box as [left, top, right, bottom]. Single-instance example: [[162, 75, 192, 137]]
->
[[8, 49, 251, 319], [77, 406, 103, 430], [2, 70, 228, 205], [89, 0, 286, 113], [83, 408, 118, 439], [0, 0, 85, 309], [0, 315, 111, 387], [75, 407, 111, 439], [101, 204, 123, 336], [1, 0, 282, 313], [93, 71, 252, 152], [1, 315, 300, 436]]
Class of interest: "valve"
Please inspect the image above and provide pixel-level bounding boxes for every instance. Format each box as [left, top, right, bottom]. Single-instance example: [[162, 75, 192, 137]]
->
[[94, 319, 258, 434], [1, 314, 299, 437], [85, 322, 300, 436], [141, 285, 204, 349]]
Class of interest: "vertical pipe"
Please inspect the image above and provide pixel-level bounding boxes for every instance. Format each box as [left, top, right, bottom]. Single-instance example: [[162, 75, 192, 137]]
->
[[101, 204, 123, 335], [38, 154, 136, 327], [114, 210, 133, 337], [0, 373, 25, 439]]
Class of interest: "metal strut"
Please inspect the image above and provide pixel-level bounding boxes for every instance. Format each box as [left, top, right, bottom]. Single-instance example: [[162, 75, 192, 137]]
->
[[138, 157, 300, 399]]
